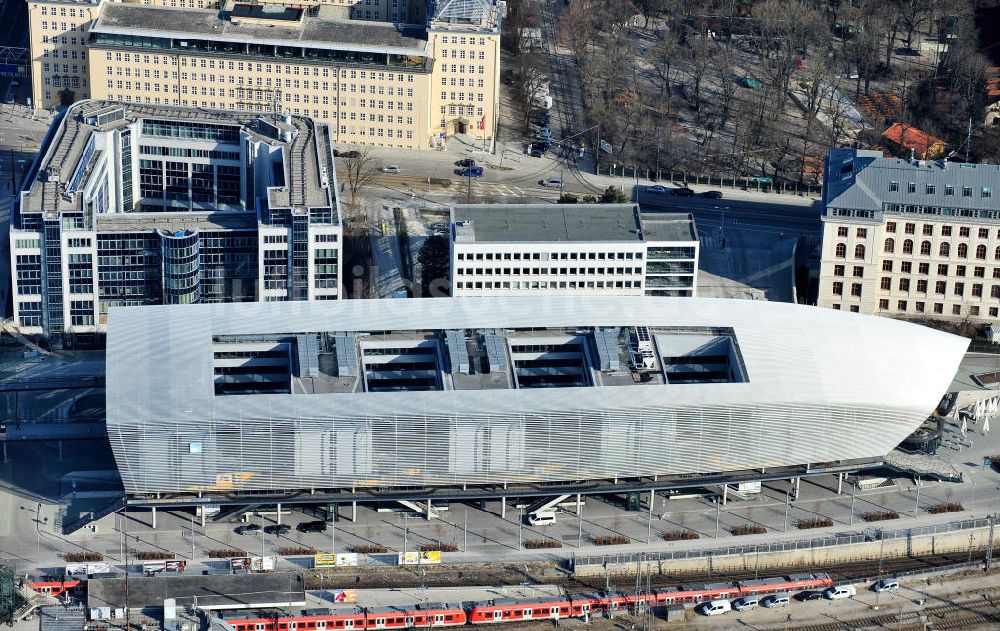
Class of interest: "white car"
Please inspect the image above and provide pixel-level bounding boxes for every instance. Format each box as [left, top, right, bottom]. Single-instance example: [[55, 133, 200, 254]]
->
[[698, 600, 731, 616], [647, 185, 668, 194], [873, 579, 899, 593], [731, 597, 758, 611], [382, 165, 401, 174], [824, 585, 857, 600], [541, 177, 563, 188], [527, 511, 556, 526], [761, 594, 789, 608]]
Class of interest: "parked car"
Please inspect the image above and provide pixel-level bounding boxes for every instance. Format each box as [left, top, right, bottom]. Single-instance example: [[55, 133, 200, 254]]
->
[[825, 585, 856, 600], [297, 520, 327, 533], [529, 147, 546, 158], [458, 166, 484, 177], [795, 591, 823, 602], [382, 165, 401, 174], [540, 177, 563, 188], [700, 190, 724, 199], [873, 579, 900, 593], [234, 524, 261, 535], [647, 185, 668, 194], [761, 595, 790, 608], [697, 600, 732, 616], [263, 524, 291, 535], [527, 511, 556, 526], [671, 186, 695, 196], [456, 158, 477, 168], [731, 597, 758, 612]]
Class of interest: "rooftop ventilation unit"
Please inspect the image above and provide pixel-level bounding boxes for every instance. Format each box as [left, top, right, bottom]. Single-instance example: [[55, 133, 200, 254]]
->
[[630, 327, 657, 370], [295, 334, 320, 378], [593, 328, 621, 372], [332, 333, 358, 377], [445, 329, 470, 375], [482, 330, 507, 372]]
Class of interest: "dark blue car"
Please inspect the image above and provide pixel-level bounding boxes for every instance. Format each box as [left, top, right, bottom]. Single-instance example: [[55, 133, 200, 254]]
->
[[458, 166, 484, 177]]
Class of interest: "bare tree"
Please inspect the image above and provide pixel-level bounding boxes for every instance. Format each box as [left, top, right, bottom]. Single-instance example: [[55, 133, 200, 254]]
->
[[341, 146, 383, 202], [897, 0, 937, 52], [510, 52, 549, 131]]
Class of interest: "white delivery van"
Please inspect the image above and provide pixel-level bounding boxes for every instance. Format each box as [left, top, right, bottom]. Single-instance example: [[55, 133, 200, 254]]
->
[[698, 600, 731, 616], [824, 584, 857, 599]]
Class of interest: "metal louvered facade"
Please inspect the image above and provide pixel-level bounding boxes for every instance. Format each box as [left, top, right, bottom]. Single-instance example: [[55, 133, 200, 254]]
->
[[105, 297, 968, 495]]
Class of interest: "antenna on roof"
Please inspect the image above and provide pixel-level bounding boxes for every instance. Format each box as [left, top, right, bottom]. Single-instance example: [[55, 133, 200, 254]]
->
[[965, 117, 972, 163]]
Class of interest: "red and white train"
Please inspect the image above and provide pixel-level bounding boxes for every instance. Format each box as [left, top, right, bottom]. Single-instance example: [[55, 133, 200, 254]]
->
[[26, 578, 84, 598], [222, 574, 832, 631]]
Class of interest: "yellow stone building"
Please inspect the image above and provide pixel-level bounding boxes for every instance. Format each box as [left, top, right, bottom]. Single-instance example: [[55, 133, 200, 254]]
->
[[28, 0, 501, 149]]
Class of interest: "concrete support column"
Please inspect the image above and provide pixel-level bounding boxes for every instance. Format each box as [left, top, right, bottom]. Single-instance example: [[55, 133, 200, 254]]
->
[[426, 499, 433, 521], [501, 497, 506, 519], [277, 503, 282, 525], [722, 484, 728, 506], [648, 489, 656, 510], [794, 477, 801, 500], [576, 493, 582, 516], [200, 508, 205, 528], [151, 507, 157, 529], [351, 501, 357, 522], [837, 472, 844, 495]]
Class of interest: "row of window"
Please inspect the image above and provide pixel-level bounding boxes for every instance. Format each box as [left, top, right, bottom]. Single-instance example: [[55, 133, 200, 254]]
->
[[39, 6, 87, 17], [457, 280, 642, 290], [877, 277, 1000, 297], [440, 49, 487, 60], [439, 36, 489, 46], [888, 181, 992, 198], [886, 222, 1000, 238], [457, 251, 644, 261], [456, 267, 643, 276], [835, 241, 1000, 260]]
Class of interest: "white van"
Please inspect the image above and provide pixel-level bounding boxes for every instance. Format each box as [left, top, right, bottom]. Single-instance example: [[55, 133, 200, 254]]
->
[[698, 600, 731, 616], [527, 511, 556, 526], [825, 585, 857, 600]]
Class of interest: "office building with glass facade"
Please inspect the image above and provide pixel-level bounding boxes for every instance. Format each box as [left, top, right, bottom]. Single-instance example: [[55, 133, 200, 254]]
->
[[9, 100, 342, 342]]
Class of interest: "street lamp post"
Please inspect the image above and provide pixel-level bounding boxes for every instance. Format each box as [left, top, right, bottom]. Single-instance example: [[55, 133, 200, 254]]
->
[[518, 508, 523, 550]]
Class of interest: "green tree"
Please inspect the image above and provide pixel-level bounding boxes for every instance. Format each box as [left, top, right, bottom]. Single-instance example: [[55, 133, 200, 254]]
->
[[417, 235, 450, 297], [599, 186, 629, 203]]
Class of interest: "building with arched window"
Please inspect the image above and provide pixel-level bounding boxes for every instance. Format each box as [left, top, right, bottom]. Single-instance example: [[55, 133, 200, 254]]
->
[[819, 148, 1000, 321]]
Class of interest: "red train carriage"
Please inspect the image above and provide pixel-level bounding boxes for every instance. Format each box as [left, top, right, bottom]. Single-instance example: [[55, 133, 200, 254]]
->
[[736, 573, 832, 597], [27, 578, 83, 597], [650, 582, 740, 606], [467, 597, 574, 624], [367, 604, 467, 629], [224, 604, 467, 631]]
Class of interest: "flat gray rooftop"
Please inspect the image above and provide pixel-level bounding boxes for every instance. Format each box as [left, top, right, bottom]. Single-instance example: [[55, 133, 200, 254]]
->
[[452, 204, 643, 243], [93, 4, 428, 54], [641, 213, 698, 242], [87, 573, 306, 610]]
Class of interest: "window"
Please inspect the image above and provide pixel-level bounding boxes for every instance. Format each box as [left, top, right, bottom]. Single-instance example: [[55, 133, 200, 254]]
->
[[953, 305, 963, 315], [977, 244, 987, 260], [980, 228, 990, 239], [853, 266, 864, 277], [945, 185, 954, 196], [856, 228, 867, 238], [906, 262, 917, 273], [850, 305, 860, 312], [935, 281, 947, 294], [973, 284, 983, 297], [884, 238, 895, 253], [889, 181, 899, 192], [954, 282, 964, 296], [850, 283, 862, 297], [837, 226, 848, 237], [898, 301, 907, 311], [908, 182, 916, 193], [971, 306, 980, 316], [886, 222, 897, 233], [834, 265, 845, 276], [958, 243, 968, 258], [992, 308, 998, 317], [917, 279, 928, 292], [879, 299, 889, 310], [960, 227, 970, 237], [985, 187, 993, 198], [925, 184, 935, 195], [934, 303, 944, 314], [880, 277, 892, 290], [939, 242, 950, 257], [899, 278, 910, 291], [963, 186, 973, 197], [920, 241, 931, 255], [854, 244, 865, 259], [975, 267, 986, 278], [882, 260, 894, 272], [936, 264, 947, 275], [832, 281, 843, 295], [942, 226, 953, 236], [905, 223, 916, 234], [923, 224, 934, 236], [903, 239, 914, 254], [835, 243, 846, 258], [916, 302, 925, 313]]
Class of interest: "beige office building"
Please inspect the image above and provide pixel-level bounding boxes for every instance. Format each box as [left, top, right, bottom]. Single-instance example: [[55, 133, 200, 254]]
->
[[819, 148, 1000, 321], [28, 0, 501, 150]]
